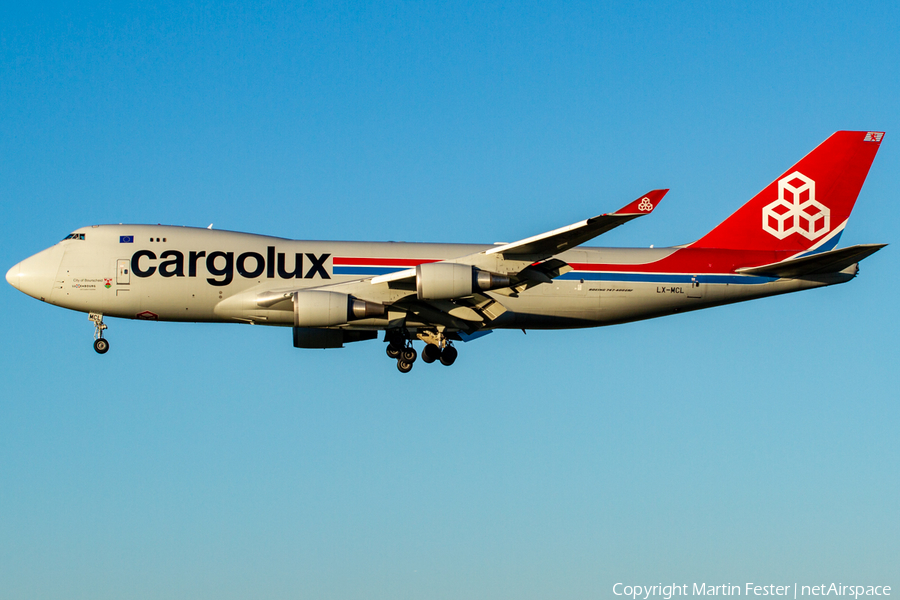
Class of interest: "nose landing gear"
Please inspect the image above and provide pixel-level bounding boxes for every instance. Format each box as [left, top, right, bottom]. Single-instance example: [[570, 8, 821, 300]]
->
[[89, 312, 109, 354]]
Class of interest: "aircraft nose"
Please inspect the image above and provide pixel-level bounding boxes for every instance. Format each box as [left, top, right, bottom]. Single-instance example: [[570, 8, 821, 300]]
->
[[7, 245, 64, 300], [6, 263, 20, 289]]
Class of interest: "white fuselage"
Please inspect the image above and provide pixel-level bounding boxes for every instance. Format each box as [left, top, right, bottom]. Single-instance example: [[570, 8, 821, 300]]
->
[[8, 224, 850, 333]]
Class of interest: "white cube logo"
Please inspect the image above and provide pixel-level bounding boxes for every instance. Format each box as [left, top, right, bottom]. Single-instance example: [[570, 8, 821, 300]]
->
[[762, 171, 830, 240]]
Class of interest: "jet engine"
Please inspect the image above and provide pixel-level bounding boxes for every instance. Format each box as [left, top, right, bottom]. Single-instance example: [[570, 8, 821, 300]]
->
[[293, 290, 386, 327], [415, 262, 510, 300]]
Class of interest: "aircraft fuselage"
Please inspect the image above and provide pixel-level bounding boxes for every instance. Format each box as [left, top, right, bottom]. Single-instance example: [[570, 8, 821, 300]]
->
[[11, 224, 848, 332]]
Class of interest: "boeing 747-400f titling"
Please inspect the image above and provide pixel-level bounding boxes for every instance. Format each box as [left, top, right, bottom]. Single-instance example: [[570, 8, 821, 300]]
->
[[6, 131, 886, 372]]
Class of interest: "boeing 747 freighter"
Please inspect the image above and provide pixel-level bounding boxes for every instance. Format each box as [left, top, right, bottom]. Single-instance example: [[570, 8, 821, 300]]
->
[[7, 131, 886, 372]]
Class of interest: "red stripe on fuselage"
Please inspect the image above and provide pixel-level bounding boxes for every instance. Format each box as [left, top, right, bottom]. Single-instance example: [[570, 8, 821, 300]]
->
[[332, 257, 440, 267]]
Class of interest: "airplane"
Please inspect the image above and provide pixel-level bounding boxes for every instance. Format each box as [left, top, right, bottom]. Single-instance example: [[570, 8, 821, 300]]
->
[[6, 130, 886, 373]]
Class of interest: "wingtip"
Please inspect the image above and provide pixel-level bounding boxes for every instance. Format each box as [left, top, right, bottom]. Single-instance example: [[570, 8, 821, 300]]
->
[[612, 188, 669, 215]]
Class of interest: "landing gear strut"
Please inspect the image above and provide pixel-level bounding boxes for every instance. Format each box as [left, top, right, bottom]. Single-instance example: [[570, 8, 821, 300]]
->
[[89, 312, 109, 354], [418, 330, 457, 367]]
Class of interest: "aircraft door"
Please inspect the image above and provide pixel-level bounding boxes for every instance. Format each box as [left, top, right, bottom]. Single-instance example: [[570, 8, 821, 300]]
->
[[687, 275, 705, 298], [117, 259, 130, 285]]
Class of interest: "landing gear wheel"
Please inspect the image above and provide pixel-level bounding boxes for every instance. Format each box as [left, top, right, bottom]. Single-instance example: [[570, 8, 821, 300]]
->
[[401, 347, 417, 363], [422, 344, 440, 364], [386, 344, 401, 359], [93, 338, 110, 354], [397, 359, 413, 373], [439, 345, 457, 366]]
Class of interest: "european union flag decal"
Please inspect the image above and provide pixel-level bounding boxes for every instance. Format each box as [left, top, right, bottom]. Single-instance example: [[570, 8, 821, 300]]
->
[[119, 235, 134, 243]]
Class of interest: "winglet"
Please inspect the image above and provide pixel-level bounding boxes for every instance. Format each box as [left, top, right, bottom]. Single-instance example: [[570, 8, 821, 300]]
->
[[607, 189, 668, 216]]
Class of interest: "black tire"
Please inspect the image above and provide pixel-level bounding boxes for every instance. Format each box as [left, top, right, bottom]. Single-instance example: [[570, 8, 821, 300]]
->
[[397, 359, 413, 373], [422, 343, 440, 364], [386, 344, 401, 359], [401, 347, 417, 363], [93, 338, 110, 354], [439, 345, 457, 366]]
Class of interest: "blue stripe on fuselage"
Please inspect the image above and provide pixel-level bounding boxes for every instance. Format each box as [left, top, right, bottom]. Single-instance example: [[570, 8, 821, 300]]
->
[[333, 266, 404, 276], [558, 272, 776, 284]]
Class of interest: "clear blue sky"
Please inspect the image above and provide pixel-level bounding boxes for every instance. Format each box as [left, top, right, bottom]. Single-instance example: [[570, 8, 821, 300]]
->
[[1, 1, 898, 598]]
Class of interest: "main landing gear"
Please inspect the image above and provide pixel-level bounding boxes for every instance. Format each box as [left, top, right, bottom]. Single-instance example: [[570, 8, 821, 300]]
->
[[386, 339, 418, 373], [385, 329, 458, 373], [89, 312, 109, 354], [421, 343, 457, 366]]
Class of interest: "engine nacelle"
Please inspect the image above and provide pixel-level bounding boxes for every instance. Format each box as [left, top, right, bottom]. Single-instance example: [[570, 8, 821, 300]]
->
[[293, 291, 386, 327], [416, 262, 511, 300], [416, 262, 473, 300]]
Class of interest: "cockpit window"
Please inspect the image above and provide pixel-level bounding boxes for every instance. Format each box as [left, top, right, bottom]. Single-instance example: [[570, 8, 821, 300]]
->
[[62, 233, 86, 241]]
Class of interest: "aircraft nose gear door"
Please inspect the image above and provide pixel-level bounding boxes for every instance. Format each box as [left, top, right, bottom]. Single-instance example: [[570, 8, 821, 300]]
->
[[117, 259, 130, 285]]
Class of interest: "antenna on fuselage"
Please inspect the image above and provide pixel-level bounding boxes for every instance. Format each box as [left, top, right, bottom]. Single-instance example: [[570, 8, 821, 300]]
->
[[207, 224, 213, 229]]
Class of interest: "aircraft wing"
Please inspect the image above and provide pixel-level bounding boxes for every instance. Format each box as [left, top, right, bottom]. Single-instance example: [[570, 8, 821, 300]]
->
[[736, 244, 887, 278], [369, 189, 669, 286], [484, 189, 668, 259]]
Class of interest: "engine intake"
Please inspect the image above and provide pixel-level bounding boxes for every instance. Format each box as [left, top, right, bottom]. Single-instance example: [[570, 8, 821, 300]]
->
[[416, 262, 510, 300], [293, 291, 386, 327]]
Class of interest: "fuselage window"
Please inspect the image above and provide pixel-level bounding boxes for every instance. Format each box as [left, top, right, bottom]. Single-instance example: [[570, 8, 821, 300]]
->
[[62, 233, 85, 241]]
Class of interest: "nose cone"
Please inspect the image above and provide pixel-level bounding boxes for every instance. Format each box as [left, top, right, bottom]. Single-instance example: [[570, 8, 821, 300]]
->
[[6, 263, 19, 289], [7, 245, 64, 301]]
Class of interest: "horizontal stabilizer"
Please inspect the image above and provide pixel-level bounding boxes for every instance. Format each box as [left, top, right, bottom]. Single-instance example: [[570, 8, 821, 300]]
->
[[736, 244, 886, 278]]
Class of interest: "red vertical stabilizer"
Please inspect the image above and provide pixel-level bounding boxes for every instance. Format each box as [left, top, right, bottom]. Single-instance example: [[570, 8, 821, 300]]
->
[[689, 131, 883, 252]]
